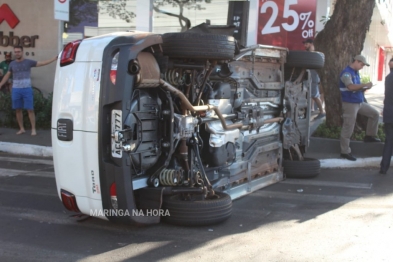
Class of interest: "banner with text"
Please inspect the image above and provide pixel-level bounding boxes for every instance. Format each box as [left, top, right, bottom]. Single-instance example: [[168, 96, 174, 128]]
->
[[258, 0, 317, 50], [54, 0, 69, 21]]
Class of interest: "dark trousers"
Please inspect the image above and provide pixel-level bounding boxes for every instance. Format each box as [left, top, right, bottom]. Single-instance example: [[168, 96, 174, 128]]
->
[[381, 123, 393, 172]]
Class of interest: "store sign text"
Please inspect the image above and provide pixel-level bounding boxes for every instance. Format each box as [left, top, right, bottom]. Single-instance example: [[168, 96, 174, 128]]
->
[[0, 4, 39, 48], [0, 31, 39, 48]]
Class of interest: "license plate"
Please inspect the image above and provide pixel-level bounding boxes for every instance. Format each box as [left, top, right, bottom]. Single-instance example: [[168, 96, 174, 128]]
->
[[111, 109, 122, 158]]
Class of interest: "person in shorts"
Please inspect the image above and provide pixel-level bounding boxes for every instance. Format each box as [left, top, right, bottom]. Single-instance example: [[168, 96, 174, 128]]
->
[[303, 38, 325, 120], [0, 46, 57, 135]]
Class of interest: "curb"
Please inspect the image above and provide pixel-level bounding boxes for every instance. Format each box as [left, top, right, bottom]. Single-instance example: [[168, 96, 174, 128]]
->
[[0, 142, 53, 158], [307, 137, 384, 159], [320, 157, 382, 169], [0, 142, 385, 169]]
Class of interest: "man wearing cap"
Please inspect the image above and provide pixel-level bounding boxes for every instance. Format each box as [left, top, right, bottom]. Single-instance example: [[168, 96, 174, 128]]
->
[[339, 55, 380, 161], [379, 58, 393, 174], [303, 38, 325, 120], [0, 52, 13, 92]]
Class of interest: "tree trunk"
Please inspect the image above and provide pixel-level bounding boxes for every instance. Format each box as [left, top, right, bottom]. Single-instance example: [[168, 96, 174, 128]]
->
[[313, 0, 375, 128], [153, 4, 191, 32]]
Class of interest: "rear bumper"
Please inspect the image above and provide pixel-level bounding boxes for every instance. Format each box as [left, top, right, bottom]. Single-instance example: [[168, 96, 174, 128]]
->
[[52, 32, 163, 224], [97, 33, 163, 224], [52, 130, 104, 212]]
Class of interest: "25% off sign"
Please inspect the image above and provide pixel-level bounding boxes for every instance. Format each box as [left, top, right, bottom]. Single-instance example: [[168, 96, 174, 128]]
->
[[257, 0, 317, 50]]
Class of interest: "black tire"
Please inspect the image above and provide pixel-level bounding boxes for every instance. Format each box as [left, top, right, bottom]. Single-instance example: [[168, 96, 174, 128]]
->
[[285, 51, 324, 69], [161, 33, 235, 60], [283, 157, 320, 178], [162, 191, 232, 226]]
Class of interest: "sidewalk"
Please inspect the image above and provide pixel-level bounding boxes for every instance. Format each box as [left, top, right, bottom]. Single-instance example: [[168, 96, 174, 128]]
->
[[305, 81, 385, 168], [0, 82, 386, 168], [0, 127, 52, 157]]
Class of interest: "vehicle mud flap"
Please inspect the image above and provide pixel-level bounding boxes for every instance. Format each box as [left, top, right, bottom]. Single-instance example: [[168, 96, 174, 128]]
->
[[282, 118, 300, 150], [69, 213, 92, 222], [137, 187, 165, 221]]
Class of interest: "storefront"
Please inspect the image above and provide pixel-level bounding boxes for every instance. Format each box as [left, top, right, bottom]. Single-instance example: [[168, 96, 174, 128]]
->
[[1, 0, 392, 94], [0, 0, 59, 94]]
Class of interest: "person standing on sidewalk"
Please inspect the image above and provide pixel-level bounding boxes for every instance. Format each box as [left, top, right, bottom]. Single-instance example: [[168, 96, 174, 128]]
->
[[0, 52, 13, 93], [303, 38, 325, 120], [0, 46, 57, 136], [379, 58, 393, 174], [339, 55, 380, 161]]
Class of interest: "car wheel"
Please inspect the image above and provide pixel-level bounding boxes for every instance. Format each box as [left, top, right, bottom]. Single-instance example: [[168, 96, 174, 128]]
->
[[283, 157, 320, 178], [161, 33, 235, 60], [162, 191, 232, 226], [285, 51, 324, 69]]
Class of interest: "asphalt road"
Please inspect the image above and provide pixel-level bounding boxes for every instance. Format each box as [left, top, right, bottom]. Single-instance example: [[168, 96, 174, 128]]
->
[[0, 152, 392, 262]]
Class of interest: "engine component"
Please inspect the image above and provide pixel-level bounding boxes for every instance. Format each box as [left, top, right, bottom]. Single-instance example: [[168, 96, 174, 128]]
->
[[128, 59, 140, 75], [207, 99, 232, 115], [241, 105, 265, 130], [205, 121, 240, 148], [207, 82, 232, 99], [160, 79, 243, 130], [135, 52, 161, 88], [123, 90, 164, 171], [217, 63, 233, 78], [174, 114, 199, 139], [206, 142, 236, 167]]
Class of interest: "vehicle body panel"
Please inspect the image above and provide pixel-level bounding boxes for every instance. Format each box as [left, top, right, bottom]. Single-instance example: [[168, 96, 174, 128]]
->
[[52, 30, 316, 225]]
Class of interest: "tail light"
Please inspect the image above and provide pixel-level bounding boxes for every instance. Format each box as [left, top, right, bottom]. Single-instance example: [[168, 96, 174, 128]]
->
[[110, 52, 119, 85], [110, 183, 118, 209], [60, 40, 81, 67], [110, 69, 117, 85], [60, 189, 80, 212]]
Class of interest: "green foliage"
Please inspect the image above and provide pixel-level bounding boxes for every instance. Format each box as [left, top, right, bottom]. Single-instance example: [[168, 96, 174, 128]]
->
[[153, 0, 212, 10], [33, 92, 53, 129], [99, 0, 136, 23], [0, 92, 12, 126], [312, 122, 342, 139], [320, 15, 330, 25], [377, 124, 386, 142], [0, 90, 52, 129], [313, 121, 385, 142], [360, 74, 371, 84]]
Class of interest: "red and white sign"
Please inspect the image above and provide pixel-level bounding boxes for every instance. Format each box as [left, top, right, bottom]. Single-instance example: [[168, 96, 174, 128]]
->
[[54, 0, 69, 21], [0, 4, 20, 29], [258, 0, 317, 50]]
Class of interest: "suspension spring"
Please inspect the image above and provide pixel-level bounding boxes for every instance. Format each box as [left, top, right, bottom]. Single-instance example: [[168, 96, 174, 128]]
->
[[164, 69, 183, 86], [159, 168, 183, 186]]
